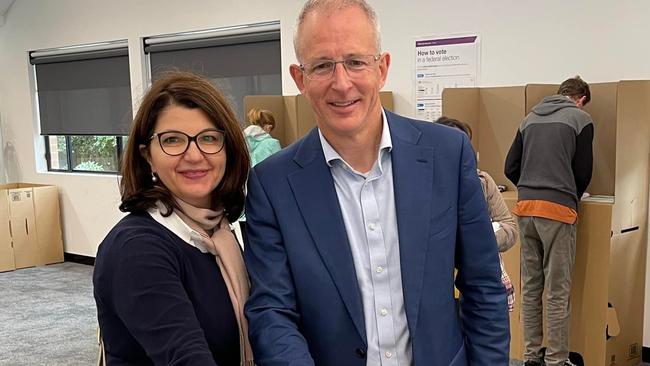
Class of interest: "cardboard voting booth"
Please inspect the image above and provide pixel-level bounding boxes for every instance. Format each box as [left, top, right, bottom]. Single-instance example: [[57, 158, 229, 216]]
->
[[443, 80, 650, 366], [0, 183, 64, 272]]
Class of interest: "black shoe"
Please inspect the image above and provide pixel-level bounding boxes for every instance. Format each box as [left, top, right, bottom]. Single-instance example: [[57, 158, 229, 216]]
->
[[523, 361, 544, 366], [563, 361, 578, 366]]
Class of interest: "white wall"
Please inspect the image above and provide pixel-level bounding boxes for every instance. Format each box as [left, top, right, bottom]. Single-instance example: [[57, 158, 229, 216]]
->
[[0, 0, 305, 257], [1, 0, 649, 345]]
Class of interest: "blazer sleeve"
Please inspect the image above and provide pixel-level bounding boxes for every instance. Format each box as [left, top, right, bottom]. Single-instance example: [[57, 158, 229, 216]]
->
[[455, 135, 511, 364], [110, 236, 217, 366], [243, 168, 315, 366]]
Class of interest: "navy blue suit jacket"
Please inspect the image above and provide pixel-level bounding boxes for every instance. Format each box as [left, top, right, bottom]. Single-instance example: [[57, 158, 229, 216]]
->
[[244, 111, 510, 365]]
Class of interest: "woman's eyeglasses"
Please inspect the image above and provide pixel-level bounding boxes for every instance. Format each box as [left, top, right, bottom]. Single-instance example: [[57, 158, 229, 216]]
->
[[148, 129, 225, 156]]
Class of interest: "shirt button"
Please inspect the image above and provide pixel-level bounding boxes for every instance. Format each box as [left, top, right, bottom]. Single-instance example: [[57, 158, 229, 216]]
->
[[368, 222, 376, 231], [376, 266, 384, 273], [380, 308, 388, 316], [385, 351, 393, 358]]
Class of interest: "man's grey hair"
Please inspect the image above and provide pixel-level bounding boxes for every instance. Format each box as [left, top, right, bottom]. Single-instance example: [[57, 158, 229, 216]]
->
[[293, 0, 382, 63]]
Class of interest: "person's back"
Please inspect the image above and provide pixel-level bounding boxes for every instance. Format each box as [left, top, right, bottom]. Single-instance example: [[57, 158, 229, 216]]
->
[[244, 125, 281, 167], [239, 108, 281, 238], [505, 76, 593, 366], [512, 95, 593, 210], [243, 108, 281, 167]]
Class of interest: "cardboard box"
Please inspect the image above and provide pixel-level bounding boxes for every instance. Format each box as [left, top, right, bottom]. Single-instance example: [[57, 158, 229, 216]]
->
[[243, 91, 394, 147], [443, 81, 650, 365], [0, 183, 64, 272]]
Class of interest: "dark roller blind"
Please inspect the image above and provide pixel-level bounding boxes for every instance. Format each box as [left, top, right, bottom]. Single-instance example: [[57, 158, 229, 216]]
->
[[149, 40, 282, 81], [146, 30, 282, 123], [33, 50, 133, 136]]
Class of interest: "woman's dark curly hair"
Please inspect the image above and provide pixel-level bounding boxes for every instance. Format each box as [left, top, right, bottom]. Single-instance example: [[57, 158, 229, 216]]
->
[[119, 71, 250, 222]]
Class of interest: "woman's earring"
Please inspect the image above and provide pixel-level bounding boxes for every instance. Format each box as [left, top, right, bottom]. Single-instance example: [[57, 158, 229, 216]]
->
[[151, 172, 158, 183]]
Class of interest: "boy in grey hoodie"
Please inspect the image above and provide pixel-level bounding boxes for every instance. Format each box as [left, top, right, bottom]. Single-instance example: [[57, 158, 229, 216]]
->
[[505, 76, 593, 366]]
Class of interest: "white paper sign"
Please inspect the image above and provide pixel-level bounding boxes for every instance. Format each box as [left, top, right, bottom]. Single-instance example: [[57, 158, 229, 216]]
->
[[414, 35, 479, 121]]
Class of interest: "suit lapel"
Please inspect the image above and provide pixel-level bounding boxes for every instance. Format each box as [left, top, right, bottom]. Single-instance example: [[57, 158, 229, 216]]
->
[[287, 129, 366, 343], [387, 112, 435, 333]]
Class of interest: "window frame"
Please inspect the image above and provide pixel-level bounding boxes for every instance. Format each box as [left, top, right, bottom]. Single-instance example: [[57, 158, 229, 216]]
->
[[43, 135, 127, 174], [31, 40, 132, 175]]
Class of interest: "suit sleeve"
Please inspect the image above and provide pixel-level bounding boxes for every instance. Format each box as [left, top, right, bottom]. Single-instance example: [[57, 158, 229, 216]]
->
[[243, 168, 315, 366], [504, 130, 523, 186], [455, 135, 510, 364], [573, 123, 594, 199], [111, 236, 217, 366]]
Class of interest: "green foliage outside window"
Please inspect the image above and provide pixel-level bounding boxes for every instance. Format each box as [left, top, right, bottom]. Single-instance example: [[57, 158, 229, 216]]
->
[[50, 136, 122, 172], [70, 136, 118, 172], [73, 161, 105, 171]]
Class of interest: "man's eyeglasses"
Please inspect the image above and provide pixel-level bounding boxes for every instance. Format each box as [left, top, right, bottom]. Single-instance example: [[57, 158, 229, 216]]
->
[[300, 54, 381, 81], [148, 129, 225, 156]]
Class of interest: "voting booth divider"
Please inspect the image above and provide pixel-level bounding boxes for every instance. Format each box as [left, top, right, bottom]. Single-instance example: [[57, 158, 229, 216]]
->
[[443, 81, 650, 366]]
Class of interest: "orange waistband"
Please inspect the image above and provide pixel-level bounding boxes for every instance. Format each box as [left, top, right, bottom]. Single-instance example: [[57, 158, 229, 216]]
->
[[512, 200, 577, 224]]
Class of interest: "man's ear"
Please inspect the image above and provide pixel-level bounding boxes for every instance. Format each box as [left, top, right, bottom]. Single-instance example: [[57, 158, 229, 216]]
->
[[377, 52, 391, 90], [576, 95, 587, 108], [290, 64, 306, 94]]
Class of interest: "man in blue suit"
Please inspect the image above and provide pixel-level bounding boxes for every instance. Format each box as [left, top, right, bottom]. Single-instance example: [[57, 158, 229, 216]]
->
[[243, 1, 510, 365]]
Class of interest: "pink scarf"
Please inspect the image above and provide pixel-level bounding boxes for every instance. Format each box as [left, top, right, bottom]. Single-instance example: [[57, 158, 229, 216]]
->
[[174, 198, 254, 366]]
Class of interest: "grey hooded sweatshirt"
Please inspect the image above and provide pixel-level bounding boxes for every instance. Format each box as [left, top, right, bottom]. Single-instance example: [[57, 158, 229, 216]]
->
[[504, 95, 594, 210]]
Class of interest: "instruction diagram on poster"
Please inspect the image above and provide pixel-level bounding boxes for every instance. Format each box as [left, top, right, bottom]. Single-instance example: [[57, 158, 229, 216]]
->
[[414, 35, 479, 121]]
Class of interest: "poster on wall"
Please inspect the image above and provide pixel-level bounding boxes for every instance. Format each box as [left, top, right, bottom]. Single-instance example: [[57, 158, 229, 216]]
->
[[414, 34, 479, 122]]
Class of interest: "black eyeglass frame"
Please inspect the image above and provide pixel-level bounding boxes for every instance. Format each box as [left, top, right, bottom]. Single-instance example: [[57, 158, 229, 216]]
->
[[148, 128, 226, 156]]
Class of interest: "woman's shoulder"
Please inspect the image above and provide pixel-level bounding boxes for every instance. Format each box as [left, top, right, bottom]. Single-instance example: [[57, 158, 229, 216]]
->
[[109, 212, 167, 237], [99, 213, 180, 256]]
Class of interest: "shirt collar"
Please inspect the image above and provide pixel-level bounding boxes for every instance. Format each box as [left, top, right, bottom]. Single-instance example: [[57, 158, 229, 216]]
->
[[319, 108, 393, 168], [147, 203, 211, 253]]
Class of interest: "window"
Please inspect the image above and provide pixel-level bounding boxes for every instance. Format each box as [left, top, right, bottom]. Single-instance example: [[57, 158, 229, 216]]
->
[[144, 21, 282, 125], [30, 41, 133, 173]]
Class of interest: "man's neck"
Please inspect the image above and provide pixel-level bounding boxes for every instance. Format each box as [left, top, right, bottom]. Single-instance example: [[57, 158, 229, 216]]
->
[[324, 116, 383, 174]]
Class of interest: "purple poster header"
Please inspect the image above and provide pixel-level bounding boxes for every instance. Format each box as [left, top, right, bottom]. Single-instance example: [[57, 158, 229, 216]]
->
[[416, 36, 477, 47]]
